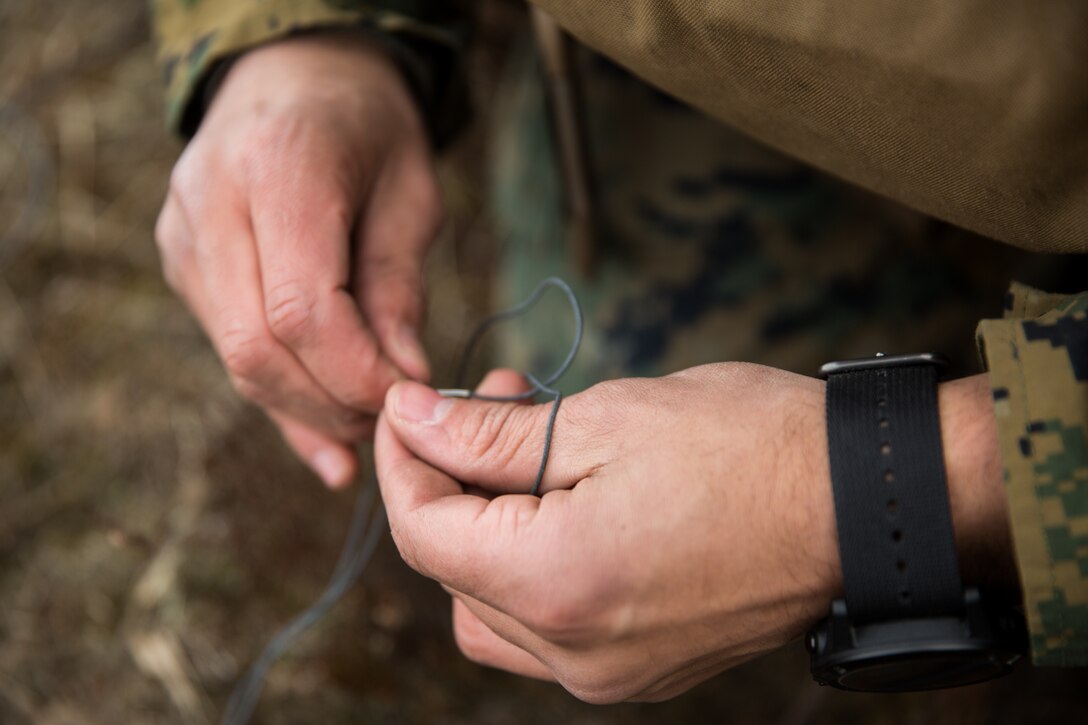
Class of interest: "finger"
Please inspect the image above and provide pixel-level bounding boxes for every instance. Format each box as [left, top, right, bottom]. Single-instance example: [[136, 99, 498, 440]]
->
[[447, 370, 535, 500], [455, 586, 735, 705], [472, 368, 534, 400], [383, 380, 605, 493], [356, 151, 442, 383], [249, 155, 402, 414], [446, 586, 549, 656], [375, 410, 562, 600], [270, 411, 362, 489], [176, 188, 374, 442], [451, 597, 555, 681]]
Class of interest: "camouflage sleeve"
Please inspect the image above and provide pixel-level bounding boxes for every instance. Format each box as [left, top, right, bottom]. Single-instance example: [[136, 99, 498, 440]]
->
[[149, 0, 469, 144], [977, 283, 1088, 666]]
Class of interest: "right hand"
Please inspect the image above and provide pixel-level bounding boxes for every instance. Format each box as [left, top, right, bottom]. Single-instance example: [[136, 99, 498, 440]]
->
[[155, 33, 443, 488]]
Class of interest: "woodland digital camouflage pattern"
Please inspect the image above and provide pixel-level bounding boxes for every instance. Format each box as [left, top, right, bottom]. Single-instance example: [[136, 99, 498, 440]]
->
[[149, 0, 468, 142], [151, 0, 1088, 667], [979, 286, 1088, 665]]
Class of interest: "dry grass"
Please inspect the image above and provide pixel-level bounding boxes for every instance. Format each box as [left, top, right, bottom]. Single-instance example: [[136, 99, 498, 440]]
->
[[1, 1, 1084, 723]]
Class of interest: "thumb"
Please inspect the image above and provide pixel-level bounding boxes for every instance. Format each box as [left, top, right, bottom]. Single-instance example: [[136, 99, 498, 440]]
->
[[384, 379, 605, 493]]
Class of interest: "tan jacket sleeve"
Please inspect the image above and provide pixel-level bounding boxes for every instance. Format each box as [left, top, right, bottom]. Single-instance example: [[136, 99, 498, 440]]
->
[[978, 285, 1088, 666], [149, 0, 468, 143], [531, 0, 1088, 254]]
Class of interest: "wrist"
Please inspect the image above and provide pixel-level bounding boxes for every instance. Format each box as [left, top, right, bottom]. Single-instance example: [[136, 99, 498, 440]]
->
[[205, 29, 423, 132], [783, 377, 842, 623], [938, 373, 1017, 589], [807, 366, 1026, 691], [797, 370, 1017, 627]]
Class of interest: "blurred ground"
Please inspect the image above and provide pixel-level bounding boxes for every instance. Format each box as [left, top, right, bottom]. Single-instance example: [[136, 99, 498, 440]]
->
[[0, 1, 1085, 724]]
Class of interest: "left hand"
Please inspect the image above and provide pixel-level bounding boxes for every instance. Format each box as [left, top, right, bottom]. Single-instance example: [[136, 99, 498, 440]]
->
[[375, 362, 1009, 703], [375, 363, 840, 702], [155, 33, 442, 488]]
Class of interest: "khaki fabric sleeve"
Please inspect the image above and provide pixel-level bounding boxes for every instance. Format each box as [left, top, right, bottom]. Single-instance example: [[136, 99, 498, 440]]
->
[[978, 283, 1088, 666], [149, 0, 468, 143], [531, 0, 1088, 253]]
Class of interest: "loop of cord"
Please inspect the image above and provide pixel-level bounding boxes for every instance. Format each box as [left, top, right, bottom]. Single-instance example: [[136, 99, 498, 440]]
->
[[438, 277, 582, 496], [223, 276, 584, 724]]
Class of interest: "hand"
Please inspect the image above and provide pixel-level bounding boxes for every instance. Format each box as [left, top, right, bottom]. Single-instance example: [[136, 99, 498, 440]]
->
[[375, 364, 1012, 703], [155, 32, 442, 488], [375, 364, 836, 701]]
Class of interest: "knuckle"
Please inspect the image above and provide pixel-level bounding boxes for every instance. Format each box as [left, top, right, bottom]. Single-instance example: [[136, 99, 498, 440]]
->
[[152, 209, 174, 254], [364, 269, 425, 326], [312, 195, 355, 235], [516, 551, 626, 645], [154, 200, 192, 256], [521, 589, 601, 644], [264, 281, 318, 343], [560, 666, 636, 705], [389, 522, 426, 575], [364, 258, 419, 298], [458, 405, 531, 473], [167, 150, 207, 204], [229, 374, 267, 404], [166, 165, 191, 202], [220, 328, 274, 387], [522, 602, 571, 641], [154, 225, 187, 294]]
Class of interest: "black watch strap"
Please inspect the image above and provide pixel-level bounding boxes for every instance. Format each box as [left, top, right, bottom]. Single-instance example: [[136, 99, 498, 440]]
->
[[823, 354, 964, 623]]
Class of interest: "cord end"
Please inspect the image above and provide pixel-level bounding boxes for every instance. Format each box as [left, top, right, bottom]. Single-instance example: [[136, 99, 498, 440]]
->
[[436, 388, 473, 399]]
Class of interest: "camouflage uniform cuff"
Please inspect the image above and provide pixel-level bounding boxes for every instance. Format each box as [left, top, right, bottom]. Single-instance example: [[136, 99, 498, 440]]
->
[[151, 0, 468, 147], [977, 282, 1088, 666]]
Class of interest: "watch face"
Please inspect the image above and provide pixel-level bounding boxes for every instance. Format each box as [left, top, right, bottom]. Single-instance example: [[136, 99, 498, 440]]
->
[[826, 650, 1018, 692], [808, 597, 1027, 693]]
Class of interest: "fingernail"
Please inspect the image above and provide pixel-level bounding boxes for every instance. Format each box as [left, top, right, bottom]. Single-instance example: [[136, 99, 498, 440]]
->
[[313, 449, 351, 488], [394, 382, 451, 424], [396, 325, 431, 381]]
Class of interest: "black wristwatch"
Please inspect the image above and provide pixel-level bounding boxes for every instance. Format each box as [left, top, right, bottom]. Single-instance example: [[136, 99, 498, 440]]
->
[[807, 353, 1026, 692]]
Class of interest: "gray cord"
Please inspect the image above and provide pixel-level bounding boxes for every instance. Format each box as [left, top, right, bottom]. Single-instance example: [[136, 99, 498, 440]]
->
[[4, 90, 579, 725], [440, 277, 583, 496], [452, 276, 583, 395], [222, 483, 385, 724], [222, 276, 584, 722]]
